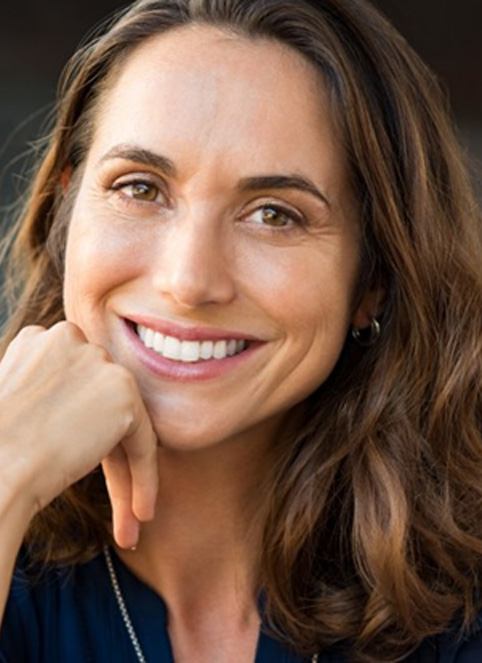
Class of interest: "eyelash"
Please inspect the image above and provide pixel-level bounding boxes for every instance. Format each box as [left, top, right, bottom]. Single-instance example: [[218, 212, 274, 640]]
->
[[250, 205, 306, 233], [110, 179, 167, 206], [109, 178, 307, 233]]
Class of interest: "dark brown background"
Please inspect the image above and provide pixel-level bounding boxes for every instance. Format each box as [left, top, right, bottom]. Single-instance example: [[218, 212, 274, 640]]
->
[[0, 0, 481, 208]]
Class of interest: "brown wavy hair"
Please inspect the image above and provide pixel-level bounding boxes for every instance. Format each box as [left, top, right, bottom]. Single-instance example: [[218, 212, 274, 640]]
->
[[1, 0, 481, 660]]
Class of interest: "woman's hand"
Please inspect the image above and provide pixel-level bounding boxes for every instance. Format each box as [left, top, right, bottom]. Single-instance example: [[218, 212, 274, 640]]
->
[[0, 320, 159, 549]]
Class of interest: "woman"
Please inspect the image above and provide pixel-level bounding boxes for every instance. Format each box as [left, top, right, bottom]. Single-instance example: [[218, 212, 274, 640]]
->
[[0, 0, 480, 661]]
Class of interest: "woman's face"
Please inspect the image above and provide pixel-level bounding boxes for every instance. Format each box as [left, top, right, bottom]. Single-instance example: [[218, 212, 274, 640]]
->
[[63, 25, 372, 451]]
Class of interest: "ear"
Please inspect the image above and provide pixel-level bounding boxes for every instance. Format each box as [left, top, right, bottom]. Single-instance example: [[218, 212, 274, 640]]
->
[[59, 164, 73, 192], [351, 287, 385, 330]]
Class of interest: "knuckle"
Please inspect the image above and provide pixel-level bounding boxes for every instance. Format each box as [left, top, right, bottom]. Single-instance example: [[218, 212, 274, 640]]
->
[[51, 320, 85, 340], [110, 366, 139, 421], [8, 325, 46, 351], [112, 363, 136, 388], [120, 410, 137, 435], [89, 343, 112, 363], [15, 324, 45, 339], [110, 365, 138, 402]]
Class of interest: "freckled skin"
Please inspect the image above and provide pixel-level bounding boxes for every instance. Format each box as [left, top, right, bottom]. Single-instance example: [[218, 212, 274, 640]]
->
[[63, 24, 373, 452]]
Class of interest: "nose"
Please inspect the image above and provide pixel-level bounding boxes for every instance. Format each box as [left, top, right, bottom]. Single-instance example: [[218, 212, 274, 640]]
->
[[151, 212, 236, 309]]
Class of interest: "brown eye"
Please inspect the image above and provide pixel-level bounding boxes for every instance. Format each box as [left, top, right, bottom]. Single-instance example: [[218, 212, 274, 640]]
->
[[127, 181, 159, 201], [261, 206, 291, 227], [111, 178, 164, 204], [248, 204, 303, 230]]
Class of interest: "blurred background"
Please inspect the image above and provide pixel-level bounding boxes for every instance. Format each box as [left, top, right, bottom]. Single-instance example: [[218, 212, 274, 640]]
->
[[0, 0, 481, 213]]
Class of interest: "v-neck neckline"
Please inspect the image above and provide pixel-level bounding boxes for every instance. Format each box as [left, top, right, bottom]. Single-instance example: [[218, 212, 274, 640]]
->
[[107, 547, 308, 662]]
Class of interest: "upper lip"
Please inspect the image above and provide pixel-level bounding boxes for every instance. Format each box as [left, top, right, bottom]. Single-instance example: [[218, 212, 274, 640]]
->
[[125, 314, 264, 342]]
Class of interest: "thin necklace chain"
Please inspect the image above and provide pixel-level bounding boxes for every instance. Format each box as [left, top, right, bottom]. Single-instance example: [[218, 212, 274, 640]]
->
[[104, 545, 147, 663], [103, 545, 319, 663]]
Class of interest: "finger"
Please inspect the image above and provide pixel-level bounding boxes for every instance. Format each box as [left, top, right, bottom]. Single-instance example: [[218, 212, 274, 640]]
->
[[102, 448, 140, 550], [2, 325, 46, 367], [122, 401, 159, 523]]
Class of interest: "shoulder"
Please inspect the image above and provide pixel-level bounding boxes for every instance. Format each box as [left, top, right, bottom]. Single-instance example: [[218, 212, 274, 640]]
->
[[436, 611, 482, 662], [0, 546, 109, 662], [413, 611, 482, 663], [5, 545, 107, 609]]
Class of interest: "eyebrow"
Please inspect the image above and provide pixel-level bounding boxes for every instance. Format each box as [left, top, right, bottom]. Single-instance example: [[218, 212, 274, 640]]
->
[[98, 144, 330, 207], [99, 145, 177, 177], [238, 174, 329, 207]]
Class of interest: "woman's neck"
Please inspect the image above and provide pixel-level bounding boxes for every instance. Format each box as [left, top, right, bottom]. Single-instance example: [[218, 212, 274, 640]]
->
[[115, 422, 278, 630]]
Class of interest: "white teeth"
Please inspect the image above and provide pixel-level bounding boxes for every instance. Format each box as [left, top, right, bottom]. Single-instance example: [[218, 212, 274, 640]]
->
[[162, 335, 181, 360], [144, 327, 155, 349], [200, 340, 214, 359], [138, 325, 147, 343], [153, 333, 164, 353], [213, 340, 227, 359], [135, 324, 248, 362], [180, 340, 201, 362]]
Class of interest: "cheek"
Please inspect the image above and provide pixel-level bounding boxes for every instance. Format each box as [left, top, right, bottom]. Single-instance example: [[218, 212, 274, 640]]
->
[[253, 245, 358, 406], [62, 210, 144, 323], [240, 238, 358, 338]]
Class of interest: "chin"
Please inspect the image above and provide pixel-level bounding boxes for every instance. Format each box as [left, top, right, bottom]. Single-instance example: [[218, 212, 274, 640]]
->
[[151, 417, 230, 454]]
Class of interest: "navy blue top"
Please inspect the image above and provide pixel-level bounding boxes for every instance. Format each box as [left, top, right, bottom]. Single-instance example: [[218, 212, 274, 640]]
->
[[1, 547, 482, 662]]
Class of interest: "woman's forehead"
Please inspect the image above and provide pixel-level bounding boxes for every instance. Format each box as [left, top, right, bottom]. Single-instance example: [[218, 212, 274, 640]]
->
[[87, 25, 347, 198]]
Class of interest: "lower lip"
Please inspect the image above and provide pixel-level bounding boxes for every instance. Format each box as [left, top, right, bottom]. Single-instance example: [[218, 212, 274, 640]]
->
[[122, 319, 266, 382]]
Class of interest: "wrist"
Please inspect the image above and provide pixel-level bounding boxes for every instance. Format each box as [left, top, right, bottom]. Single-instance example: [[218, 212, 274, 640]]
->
[[0, 463, 40, 529]]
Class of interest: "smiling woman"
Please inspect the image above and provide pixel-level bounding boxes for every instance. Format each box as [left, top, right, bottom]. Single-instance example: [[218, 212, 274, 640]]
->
[[0, 1, 481, 662]]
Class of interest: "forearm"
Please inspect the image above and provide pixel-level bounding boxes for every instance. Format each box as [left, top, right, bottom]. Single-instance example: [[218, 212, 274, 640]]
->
[[0, 484, 33, 626]]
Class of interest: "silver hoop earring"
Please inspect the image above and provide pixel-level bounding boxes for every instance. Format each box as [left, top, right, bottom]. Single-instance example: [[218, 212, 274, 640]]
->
[[351, 318, 381, 347]]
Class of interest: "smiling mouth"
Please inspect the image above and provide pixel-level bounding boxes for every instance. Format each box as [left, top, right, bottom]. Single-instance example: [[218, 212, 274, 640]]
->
[[125, 319, 252, 363]]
